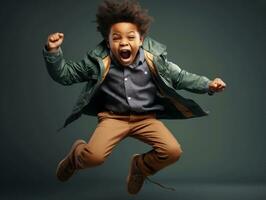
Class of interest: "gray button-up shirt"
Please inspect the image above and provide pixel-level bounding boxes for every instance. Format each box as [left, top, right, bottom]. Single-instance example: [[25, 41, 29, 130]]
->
[[98, 47, 164, 114]]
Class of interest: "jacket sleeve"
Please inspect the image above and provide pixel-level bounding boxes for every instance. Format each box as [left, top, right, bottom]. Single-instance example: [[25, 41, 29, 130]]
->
[[42, 47, 98, 86], [167, 60, 212, 94]]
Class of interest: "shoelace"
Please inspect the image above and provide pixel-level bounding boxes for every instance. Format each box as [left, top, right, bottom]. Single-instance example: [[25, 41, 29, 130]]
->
[[136, 154, 176, 192], [145, 176, 176, 191]]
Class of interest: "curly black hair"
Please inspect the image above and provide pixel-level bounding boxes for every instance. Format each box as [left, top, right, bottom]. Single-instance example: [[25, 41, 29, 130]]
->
[[96, 0, 153, 40]]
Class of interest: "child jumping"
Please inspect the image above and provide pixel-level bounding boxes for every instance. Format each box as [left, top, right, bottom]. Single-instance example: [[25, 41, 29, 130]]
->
[[43, 0, 226, 195]]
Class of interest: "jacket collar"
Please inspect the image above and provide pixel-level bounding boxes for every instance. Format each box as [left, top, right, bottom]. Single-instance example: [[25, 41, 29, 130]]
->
[[142, 36, 167, 56], [88, 40, 109, 59]]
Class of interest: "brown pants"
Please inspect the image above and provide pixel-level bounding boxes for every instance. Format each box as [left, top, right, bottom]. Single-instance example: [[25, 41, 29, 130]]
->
[[74, 111, 182, 176]]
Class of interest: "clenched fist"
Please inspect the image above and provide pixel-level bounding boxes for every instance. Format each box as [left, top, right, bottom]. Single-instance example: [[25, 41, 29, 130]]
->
[[208, 78, 226, 93], [46, 32, 64, 52]]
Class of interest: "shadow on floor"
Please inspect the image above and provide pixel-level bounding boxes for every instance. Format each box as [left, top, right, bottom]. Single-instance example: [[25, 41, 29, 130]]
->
[[1, 180, 266, 200]]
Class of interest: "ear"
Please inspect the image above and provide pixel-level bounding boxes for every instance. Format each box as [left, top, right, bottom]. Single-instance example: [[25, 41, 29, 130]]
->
[[106, 39, 110, 48], [139, 36, 144, 46]]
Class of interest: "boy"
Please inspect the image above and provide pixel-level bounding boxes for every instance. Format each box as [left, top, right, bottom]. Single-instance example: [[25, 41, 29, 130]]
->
[[43, 0, 226, 195]]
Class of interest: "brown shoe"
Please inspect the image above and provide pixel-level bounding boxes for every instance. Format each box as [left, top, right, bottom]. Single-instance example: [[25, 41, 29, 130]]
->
[[127, 154, 146, 195], [56, 139, 86, 182]]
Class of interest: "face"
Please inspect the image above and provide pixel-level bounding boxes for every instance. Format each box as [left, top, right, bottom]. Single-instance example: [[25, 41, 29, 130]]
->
[[108, 22, 143, 66]]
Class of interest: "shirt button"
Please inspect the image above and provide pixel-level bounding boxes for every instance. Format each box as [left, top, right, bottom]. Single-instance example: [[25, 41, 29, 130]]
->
[[128, 97, 131, 100], [124, 78, 128, 81]]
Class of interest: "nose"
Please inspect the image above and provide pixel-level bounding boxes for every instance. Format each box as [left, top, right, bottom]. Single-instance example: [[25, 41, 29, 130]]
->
[[119, 38, 128, 46]]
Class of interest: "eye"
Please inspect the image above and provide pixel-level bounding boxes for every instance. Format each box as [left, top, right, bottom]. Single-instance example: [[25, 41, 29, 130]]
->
[[113, 37, 120, 41], [112, 35, 121, 41], [128, 36, 135, 40]]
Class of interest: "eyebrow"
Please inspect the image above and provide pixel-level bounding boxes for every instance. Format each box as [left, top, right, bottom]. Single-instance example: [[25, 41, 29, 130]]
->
[[112, 31, 136, 35], [112, 32, 122, 36]]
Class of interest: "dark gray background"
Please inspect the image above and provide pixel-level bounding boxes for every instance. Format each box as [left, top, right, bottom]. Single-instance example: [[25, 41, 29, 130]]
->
[[1, 0, 266, 199]]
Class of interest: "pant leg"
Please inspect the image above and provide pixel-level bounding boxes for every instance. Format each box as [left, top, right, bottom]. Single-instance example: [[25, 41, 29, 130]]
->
[[74, 112, 130, 169], [129, 117, 183, 176]]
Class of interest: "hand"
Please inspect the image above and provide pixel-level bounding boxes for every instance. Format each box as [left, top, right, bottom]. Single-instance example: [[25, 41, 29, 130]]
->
[[46, 32, 64, 52], [208, 78, 226, 93]]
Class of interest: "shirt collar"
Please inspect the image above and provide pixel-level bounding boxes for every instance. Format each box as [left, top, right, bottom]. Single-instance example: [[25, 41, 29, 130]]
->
[[138, 47, 145, 65]]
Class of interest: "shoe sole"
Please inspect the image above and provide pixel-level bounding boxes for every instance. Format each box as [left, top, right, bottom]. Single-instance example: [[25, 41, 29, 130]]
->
[[56, 139, 86, 182]]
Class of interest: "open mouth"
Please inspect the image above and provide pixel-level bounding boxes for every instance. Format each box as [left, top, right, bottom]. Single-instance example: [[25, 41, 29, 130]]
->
[[119, 49, 131, 60]]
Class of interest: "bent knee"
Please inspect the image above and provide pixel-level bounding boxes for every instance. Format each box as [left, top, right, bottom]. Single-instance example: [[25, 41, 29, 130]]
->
[[165, 144, 183, 162], [77, 148, 105, 168]]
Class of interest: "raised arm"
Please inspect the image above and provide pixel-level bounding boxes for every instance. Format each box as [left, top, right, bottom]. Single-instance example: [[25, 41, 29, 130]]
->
[[43, 32, 98, 86]]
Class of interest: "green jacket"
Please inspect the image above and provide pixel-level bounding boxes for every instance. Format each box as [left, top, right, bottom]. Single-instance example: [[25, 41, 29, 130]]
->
[[43, 37, 211, 130]]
